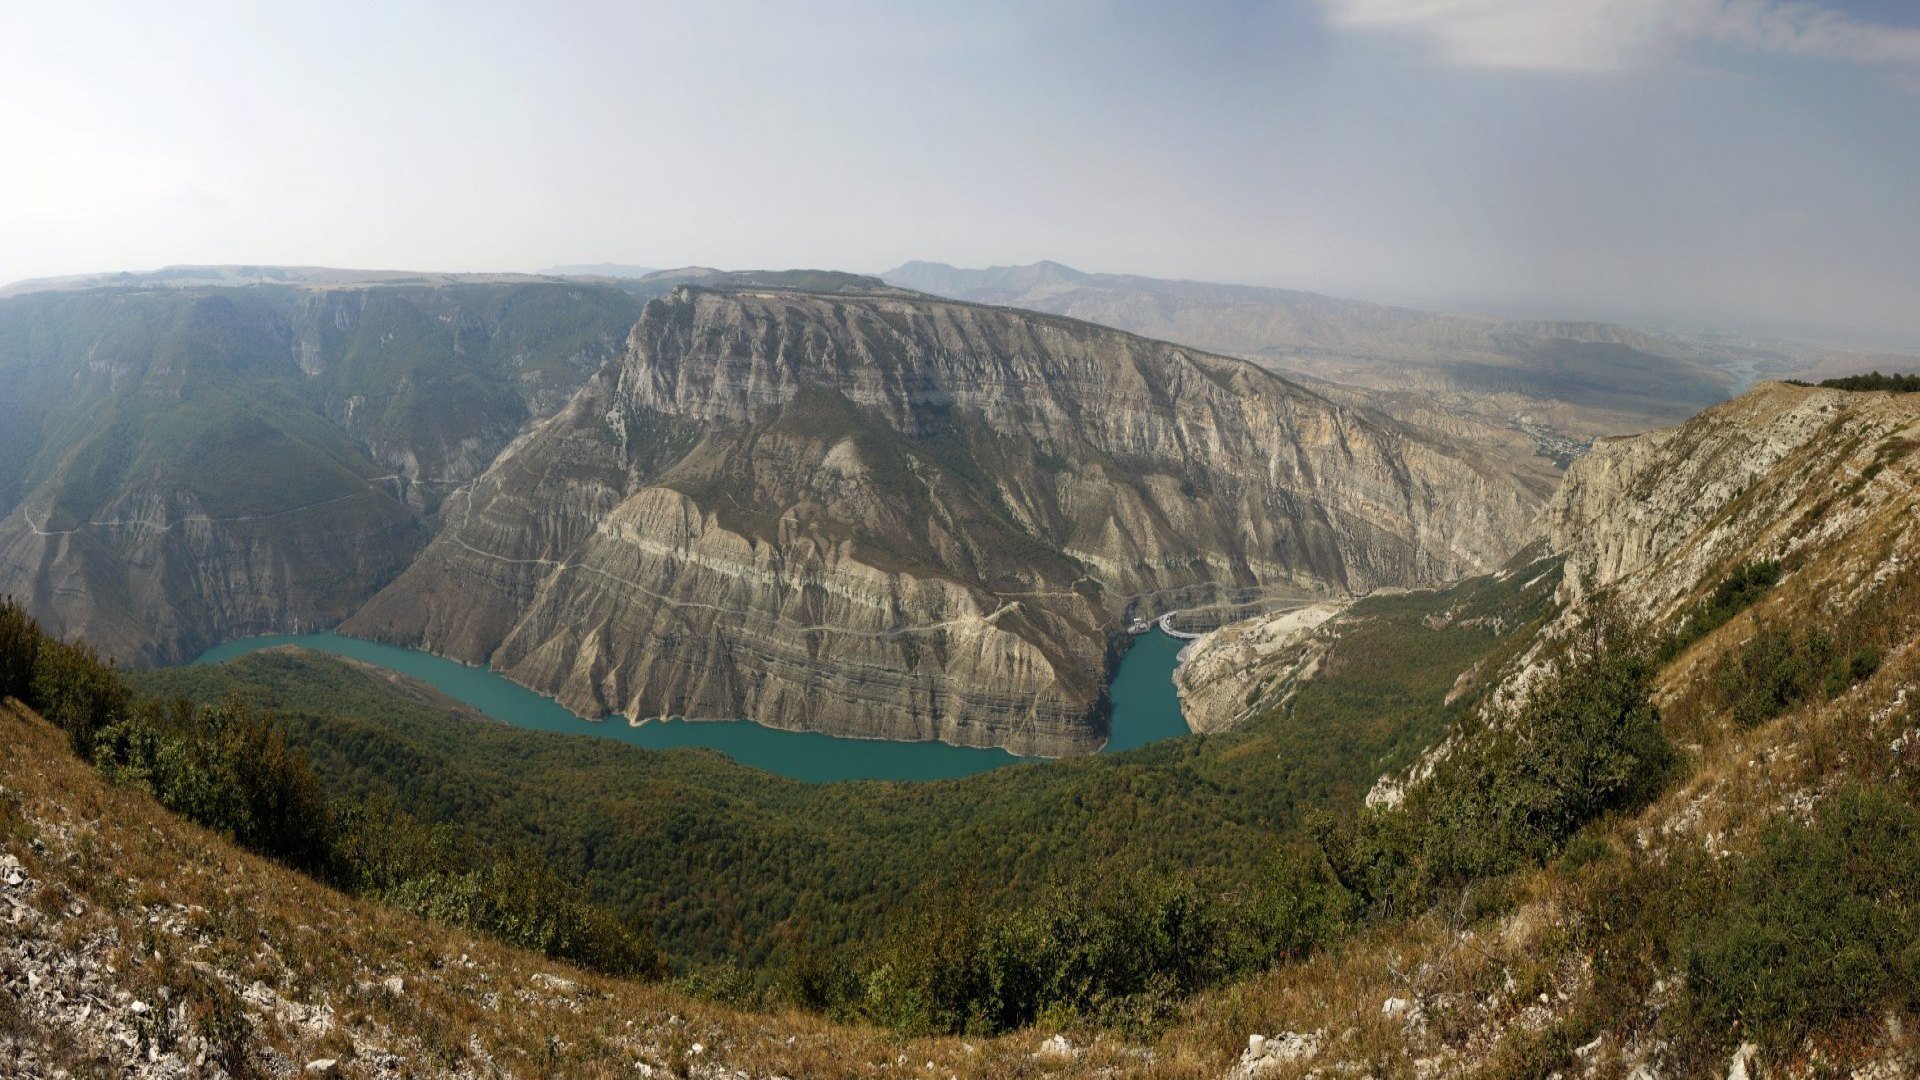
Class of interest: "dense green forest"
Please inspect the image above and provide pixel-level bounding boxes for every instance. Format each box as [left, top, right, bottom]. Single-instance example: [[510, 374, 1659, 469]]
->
[[133, 563, 1562, 980]]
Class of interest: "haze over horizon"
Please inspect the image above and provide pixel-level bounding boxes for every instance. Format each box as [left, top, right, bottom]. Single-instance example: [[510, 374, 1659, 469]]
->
[[6, 1, 1920, 346]]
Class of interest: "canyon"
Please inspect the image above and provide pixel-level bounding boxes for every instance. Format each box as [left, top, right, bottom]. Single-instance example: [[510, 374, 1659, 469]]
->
[[345, 284, 1535, 754]]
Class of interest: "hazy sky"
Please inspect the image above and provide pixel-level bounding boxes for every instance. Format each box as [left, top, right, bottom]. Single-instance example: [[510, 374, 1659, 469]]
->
[[4, 1, 1918, 343]]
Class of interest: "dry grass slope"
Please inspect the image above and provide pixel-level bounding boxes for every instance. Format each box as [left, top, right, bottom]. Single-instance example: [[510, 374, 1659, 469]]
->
[[0, 700, 1237, 1078]]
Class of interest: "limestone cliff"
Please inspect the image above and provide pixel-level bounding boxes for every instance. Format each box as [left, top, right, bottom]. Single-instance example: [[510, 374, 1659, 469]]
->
[[1350, 380, 1920, 807], [349, 286, 1537, 754], [1543, 380, 1920, 626], [0, 489, 419, 666], [0, 281, 637, 664]]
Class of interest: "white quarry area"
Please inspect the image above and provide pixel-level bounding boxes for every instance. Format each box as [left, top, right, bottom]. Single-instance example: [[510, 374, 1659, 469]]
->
[[1174, 601, 1348, 733]]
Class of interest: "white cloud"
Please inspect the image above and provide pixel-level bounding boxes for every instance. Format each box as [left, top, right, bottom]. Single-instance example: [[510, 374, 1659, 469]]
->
[[1318, 0, 1920, 72]]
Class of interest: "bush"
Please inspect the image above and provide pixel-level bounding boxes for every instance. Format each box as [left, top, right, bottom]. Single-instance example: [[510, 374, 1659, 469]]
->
[[1658, 560, 1780, 662], [30, 636, 130, 759], [1321, 610, 1676, 912], [1254, 848, 1360, 962], [1676, 786, 1920, 1052], [847, 871, 1253, 1036], [1717, 623, 1878, 727], [0, 597, 42, 701], [385, 860, 659, 978], [91, 694, 335, 871]]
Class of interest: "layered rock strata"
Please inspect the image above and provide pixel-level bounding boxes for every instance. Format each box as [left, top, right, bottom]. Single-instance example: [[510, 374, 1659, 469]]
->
[[349, 287, 1537, 754]]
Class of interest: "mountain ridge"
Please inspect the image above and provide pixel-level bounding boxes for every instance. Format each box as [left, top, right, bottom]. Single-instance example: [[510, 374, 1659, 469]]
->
[[344, 283, 1537, 754]]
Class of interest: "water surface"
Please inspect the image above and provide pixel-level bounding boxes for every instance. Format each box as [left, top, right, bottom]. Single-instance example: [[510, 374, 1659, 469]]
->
[[192, 630, 1190, 783]]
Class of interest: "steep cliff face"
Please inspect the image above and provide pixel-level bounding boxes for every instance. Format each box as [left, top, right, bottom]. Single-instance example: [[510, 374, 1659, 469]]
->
[[0, 281, 636, 663], [1542, 380, 1920, 625], [286, 283, 641, 511], [349, 287, 1537, 754]]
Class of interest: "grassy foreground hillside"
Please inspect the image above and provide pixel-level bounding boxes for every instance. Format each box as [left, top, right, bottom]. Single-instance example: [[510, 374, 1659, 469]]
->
[[0, 696, 1178, 1077]]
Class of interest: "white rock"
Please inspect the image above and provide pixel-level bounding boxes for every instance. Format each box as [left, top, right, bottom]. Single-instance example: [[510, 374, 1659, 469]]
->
[[1267, 1030, 1324, 1064], [383, 975, 405, 997], [1382, 997, 1412, 1018], [1248, 1034, 1267, 1058], [1036, 1034, 1075, 1060], [689, 1042, 705, 1056], [129, 1000, 149, 1015], [305, 1060, 339, 1076], [1728, 1041, 1758, 1080]]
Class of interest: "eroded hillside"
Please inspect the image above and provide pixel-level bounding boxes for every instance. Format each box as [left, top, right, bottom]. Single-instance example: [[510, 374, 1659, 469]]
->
[[0, 282, 639, 663], [346, 285, 1536, 754], [0, 698, 1182, 1078]]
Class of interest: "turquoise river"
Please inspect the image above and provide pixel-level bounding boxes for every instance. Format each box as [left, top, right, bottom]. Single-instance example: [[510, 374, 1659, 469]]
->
[[191, 629, 1192, 783]]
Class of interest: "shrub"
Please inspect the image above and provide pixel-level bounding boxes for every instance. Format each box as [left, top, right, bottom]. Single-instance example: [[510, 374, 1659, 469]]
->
[[1717, 623, 1878, 727], [385, 860, 660, 978], [1321, 610, 1676, 912], [849, 871, 1249, 1035], [1676, 786, 1920, 1052], [30, 636, 130, 758], [1659, 560, 1780, 662], [0, 597, 42, 701]]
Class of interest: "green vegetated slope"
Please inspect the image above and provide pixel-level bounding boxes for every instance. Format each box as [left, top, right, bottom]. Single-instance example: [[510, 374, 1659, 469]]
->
[[0, 282, 640, 663], [131, 562, 1560, 971]]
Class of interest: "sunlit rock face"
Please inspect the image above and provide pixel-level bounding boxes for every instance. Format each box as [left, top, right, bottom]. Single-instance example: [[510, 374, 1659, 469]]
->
[[350, 286, 1535, 755]]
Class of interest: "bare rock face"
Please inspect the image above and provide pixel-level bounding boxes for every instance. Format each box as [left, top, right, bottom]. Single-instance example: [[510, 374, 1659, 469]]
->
[[0, 282, 637, 665], [0, 491, 419, 666], [348, 287, 1536, 754], [1175, 602, 1347, 734], [1542, 381, 1920, 623]]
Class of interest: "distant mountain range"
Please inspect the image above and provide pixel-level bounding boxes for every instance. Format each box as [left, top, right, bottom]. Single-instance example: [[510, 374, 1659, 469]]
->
[[881, 260, 1920, 461], [538, 262, 660, 278], [883, 260, 1731, 436]]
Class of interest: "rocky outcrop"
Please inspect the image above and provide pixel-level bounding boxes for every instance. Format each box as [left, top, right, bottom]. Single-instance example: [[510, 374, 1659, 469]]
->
[[0, 486, 420, 665], [1542, 380, 1920, 624], [1175, 602, 1347, 734], [350, 286, 1537, 754], [286, 283, 641, 512]]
